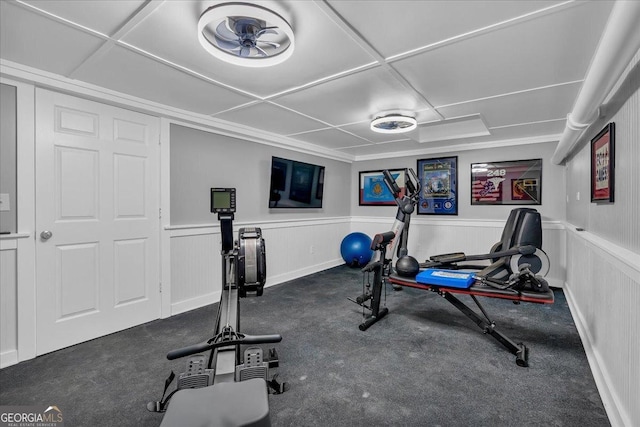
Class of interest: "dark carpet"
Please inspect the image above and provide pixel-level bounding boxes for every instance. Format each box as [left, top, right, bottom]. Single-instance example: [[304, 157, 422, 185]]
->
[[0, 265, 609, 426]]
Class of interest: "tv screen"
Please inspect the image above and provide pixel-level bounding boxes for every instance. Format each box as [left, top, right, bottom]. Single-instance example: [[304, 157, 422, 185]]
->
[[269, 157, 325, 208]]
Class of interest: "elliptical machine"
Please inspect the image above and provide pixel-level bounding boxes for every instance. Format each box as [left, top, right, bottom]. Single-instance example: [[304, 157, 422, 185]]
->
[[148, 188, 285, 427]]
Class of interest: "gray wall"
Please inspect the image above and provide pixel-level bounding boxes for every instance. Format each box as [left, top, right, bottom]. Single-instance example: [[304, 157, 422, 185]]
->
[[170, 124, 352, 225], [0, 83, 17, 234], [351, 141, 565, 222]]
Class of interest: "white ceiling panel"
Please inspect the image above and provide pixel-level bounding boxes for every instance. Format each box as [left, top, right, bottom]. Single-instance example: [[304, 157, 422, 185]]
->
[[214, 102, 329, 135], [416, 115, 490, 143], [21, 0, 147, 36], [392, 1, 614, 107], [291, 128, 371, 150], [340, 139, 424, 157], [274, 66, 432, 126], [438, 82, 581, 128], [0, 1, 106, 76], [72, 45, 254, 115], [328, 0, 567, 58], [121, 0, 377, 98], [0, 0, 623, 160]]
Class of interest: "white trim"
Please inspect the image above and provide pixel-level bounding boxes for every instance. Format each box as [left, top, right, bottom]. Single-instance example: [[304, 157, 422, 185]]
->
[[353, 134, 561, 161], [564, 223, 640, 283], [160, 118, 172, 319], [564, 285, 626, 427], [0, 350, 18, 369], [352, 215, 564, 229], [3, 77, 38, 364], [166, 216, 351, 234], [171, 291, 221, 317], [0, 60, 353, 163]]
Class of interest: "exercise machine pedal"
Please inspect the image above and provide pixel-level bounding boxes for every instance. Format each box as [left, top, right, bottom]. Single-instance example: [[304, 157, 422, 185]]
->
[[177, 354, 214, 389], [235, 348, 268, 382]]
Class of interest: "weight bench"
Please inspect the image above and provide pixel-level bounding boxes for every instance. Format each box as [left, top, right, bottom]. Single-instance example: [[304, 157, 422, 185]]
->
[[387, 271, 554, 367]]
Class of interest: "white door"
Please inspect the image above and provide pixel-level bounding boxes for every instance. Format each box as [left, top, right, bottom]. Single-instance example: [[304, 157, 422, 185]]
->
[[35, 89, 160, 355]]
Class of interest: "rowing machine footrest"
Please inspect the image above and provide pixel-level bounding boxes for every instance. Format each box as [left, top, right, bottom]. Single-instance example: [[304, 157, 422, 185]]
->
[[236, 347, 269, 382], [429, 252, 466, 263], [177, 354, 214, 389]]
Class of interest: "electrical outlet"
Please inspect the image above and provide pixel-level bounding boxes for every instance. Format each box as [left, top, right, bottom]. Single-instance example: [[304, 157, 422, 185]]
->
[[0, 193, 9, 212], [309, 245, 314, 254]]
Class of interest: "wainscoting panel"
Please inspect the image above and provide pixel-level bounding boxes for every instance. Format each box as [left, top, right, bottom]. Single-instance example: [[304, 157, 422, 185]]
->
[[168, 218, 350, 315], [0, 242, 18, 368], [564, 228, 639, 427]]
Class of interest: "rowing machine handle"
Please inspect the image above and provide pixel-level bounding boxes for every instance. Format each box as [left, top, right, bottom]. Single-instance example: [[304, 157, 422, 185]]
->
[[167, 342, 211, 360], [240, 334, 283, 344]]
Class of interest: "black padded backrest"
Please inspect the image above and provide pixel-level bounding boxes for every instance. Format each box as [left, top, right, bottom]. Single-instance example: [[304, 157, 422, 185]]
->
[[511, 209, 542, 249]]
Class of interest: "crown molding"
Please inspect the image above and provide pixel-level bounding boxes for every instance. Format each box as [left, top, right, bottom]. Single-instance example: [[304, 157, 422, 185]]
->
[[0, 59, 354, 163]]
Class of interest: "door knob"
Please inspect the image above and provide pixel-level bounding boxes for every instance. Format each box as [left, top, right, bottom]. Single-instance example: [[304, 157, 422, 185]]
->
[[40, 230, 53, 240]]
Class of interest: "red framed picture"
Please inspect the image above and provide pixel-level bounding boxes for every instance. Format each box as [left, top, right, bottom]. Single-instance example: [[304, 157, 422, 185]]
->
[[590, 122, 615, 203]]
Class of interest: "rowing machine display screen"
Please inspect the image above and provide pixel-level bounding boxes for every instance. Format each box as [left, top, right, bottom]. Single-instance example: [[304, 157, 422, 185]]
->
[[211, 188, 236, 214]]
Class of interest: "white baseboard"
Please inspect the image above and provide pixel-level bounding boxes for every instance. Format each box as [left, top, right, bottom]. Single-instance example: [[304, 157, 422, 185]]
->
[[170, 291, 222, 316], [266, 258, 344, 288], [1, 349, 18, 369], [563, 284, 627, 427]]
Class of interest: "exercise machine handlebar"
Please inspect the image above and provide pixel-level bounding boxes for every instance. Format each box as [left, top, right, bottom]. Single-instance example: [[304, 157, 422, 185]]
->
[[167, 333, 283, 360]]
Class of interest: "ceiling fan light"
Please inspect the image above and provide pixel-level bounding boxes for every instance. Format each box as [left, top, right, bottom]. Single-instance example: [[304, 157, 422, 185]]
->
[[370, 114, 417, 133], [198, 3, 295, 67]]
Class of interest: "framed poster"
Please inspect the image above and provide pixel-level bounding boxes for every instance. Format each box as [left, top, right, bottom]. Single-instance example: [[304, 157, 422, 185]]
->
[[591, 122, 615, 203], [471, 159, 542, 205], [416, 156, 458, 215], [359, 169, 406, 206]]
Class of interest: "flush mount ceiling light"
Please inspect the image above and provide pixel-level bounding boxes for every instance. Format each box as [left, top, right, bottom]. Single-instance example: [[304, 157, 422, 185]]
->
[[370, 114, 417, 134], [197, 3, 294, 67]]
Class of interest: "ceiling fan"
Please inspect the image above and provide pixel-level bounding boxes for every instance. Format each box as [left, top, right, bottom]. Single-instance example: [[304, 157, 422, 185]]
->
[[198, 3, 295, 67]]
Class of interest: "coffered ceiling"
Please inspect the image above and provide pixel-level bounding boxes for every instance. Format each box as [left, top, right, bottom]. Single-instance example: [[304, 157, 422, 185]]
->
[[0, 0, 615, 160]]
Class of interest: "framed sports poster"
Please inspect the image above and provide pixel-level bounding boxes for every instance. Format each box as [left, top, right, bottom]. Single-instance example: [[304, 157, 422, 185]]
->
[[417, 156, 458, 215], [471, 159, 542, 205], [591, 122, 615, 203], [359, 169, 406, 206]]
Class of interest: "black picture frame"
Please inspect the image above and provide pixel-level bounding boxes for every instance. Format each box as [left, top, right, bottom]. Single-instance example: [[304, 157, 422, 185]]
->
[[416, 156, 458, 215], [590, 122, 615, 203], [471, 159, 542, 205], [358, 169, 406, 206]]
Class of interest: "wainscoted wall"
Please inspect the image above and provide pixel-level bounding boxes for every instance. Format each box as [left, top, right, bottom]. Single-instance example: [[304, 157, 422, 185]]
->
[[0, 240, 18, 367], [351, 216, 566, 288], [167, 217, 351, 315], [562, 49, 639, 427], [564, 228, 639, 427]]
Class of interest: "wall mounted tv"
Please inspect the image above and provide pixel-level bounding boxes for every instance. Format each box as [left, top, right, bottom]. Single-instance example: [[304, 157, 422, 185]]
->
[[269, 157, 325, 208]]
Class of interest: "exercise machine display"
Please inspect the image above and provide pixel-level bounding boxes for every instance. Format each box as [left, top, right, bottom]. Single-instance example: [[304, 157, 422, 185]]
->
[[148, 188, 285, 426], [350, 170, 555, 366]]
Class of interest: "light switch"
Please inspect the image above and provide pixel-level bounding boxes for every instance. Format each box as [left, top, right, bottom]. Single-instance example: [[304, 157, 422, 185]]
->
[[0, 193, 10, 212]]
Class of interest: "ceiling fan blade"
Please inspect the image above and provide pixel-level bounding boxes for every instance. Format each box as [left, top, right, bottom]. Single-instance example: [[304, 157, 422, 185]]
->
[[257, 40, 280, 48], [239, 47, 251, 57], [213, 33, 242, 50], [256, 27, 278, 37], [215, 19, 237, 41], [255, 45, 269, 57]]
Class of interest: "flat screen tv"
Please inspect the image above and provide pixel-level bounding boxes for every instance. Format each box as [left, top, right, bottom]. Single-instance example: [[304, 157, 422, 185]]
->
[[269, 157, 325, 208]]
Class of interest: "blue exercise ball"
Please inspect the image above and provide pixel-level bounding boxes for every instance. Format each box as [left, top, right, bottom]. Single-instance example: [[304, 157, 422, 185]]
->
[[340, 232, 373, 267]]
